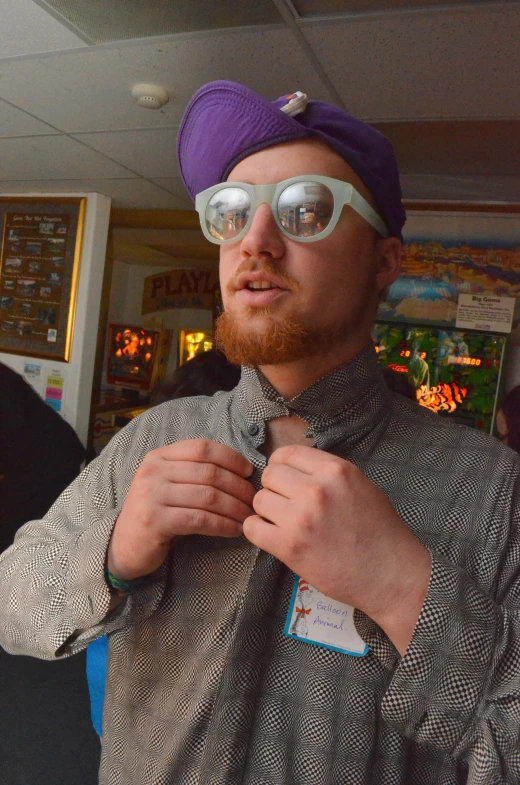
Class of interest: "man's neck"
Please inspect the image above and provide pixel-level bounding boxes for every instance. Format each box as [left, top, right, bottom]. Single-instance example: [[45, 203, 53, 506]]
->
[[257, 337, 372, 400]]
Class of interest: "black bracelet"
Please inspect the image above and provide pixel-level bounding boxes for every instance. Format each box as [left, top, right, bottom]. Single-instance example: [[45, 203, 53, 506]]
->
[[105, 568, 155, 595]]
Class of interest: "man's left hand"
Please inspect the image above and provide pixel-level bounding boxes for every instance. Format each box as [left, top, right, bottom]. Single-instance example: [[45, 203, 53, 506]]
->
[[243, 445, 431, 655]]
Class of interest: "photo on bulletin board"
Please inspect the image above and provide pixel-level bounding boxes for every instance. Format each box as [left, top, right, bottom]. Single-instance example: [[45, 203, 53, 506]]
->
[[0, 197, 86, 361], [179, 329, 214, 366]]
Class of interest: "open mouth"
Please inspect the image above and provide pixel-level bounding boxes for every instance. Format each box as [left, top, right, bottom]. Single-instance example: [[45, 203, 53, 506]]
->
[[245, 281, 280, 291]]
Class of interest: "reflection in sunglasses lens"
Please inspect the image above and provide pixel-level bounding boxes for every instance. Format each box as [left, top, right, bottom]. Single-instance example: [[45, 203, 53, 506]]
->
[[278, 182, 334, 237], [206, 188, 251, 240]]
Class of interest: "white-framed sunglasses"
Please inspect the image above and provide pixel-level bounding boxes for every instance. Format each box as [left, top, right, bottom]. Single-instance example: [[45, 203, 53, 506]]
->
[[195, 174, 388, 245]]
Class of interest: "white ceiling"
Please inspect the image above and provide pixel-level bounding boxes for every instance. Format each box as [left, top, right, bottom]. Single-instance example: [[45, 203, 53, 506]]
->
[[0, 0, 519, 214]]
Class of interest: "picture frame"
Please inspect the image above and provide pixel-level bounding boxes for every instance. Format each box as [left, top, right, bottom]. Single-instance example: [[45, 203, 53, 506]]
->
[[178, 329, 214, 366], [0, 197, 86, 361]]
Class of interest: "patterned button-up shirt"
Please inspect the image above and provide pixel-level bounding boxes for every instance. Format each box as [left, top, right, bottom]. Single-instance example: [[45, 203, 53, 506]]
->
[[1, 347, 520, 785]]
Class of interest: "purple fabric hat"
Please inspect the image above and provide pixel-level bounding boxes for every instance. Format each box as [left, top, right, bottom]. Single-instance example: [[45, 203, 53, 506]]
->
[[177, 80, 406, 240]]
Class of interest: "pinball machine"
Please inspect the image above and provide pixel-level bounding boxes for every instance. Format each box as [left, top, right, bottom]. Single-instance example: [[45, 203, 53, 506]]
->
[[373, 322, 508, 434], [92, 323, 173, 453]]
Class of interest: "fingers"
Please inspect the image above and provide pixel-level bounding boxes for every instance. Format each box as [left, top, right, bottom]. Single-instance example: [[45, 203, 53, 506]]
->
[[243, 514, 283, 556], [158, 439, 254, 478], [268, 444, 345, 475], [260, 463, 307, 499], [253, 487, 291, 523], [158, 460, 256, 507], [159, 483, 253, 524], [165, 507, 245, 539]]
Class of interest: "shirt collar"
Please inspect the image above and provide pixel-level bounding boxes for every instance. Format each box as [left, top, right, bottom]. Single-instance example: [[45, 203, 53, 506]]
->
[[231, 345, 392, 451]]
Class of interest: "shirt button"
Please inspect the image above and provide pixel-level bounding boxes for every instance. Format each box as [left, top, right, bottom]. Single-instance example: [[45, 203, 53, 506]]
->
[[247, 423, 259, 436]]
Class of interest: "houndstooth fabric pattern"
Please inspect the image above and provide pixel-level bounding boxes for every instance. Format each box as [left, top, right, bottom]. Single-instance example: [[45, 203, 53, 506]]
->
[[1, 346, 520, 784]]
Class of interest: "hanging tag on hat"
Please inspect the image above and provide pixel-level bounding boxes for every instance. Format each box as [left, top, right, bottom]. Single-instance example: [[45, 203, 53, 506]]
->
[[280, 91, 308, 117]]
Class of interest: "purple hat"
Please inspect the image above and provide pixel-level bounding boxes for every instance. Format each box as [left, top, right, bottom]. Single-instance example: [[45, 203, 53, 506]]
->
[[177, 80, 406, 240]]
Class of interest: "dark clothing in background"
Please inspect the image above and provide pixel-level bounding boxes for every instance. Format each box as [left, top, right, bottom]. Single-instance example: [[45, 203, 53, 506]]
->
[[0, 361, 85, 552], [0, 361, 99, 785]]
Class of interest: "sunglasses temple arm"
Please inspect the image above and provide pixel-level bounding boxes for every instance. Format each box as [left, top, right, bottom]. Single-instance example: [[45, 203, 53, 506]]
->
[[349, 190, 389, 238]]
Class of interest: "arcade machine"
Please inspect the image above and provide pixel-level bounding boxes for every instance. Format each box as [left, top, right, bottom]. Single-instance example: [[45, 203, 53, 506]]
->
[[373, 322, 507, 433], [371, 230, 520, 434], [92, 323, 172, 454]]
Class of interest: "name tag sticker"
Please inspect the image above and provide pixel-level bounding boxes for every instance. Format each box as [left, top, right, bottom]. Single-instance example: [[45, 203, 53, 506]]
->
[[284, 576, 368, 656]]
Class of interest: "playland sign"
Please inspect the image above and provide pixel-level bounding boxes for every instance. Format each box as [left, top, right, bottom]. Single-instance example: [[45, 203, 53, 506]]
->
[[142, 268, 219, 315]]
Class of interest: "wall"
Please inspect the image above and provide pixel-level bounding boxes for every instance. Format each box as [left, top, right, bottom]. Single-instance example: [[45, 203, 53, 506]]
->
[[0, 192, 111, 445]]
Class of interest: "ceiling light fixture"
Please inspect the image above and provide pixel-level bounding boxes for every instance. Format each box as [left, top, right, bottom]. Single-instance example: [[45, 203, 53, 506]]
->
[[131, 84, 170, 110]]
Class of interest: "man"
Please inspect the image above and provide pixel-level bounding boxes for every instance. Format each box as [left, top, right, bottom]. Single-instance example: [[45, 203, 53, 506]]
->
[[1, 81, 519, 784]]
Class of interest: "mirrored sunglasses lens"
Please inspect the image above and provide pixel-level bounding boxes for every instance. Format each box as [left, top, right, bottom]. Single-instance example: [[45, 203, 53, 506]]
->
[[278, 181, 334, 238], [206, 188, 251, 241]]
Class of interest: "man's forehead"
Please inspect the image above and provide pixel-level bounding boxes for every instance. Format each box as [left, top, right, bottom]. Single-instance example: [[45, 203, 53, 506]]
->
[[226, 139, 373, 202]]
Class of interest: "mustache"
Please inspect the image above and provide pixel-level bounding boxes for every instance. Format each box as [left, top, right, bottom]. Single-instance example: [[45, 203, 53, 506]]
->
[[227, 258, 300, 294]]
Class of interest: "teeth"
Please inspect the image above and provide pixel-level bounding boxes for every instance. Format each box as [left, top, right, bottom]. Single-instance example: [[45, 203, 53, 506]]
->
[[248, 281, 275, 290]]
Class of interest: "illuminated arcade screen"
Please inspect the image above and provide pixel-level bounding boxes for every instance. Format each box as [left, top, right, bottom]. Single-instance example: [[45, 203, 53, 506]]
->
[[107, 323, 160, 391], [373, 323, 507, 433]]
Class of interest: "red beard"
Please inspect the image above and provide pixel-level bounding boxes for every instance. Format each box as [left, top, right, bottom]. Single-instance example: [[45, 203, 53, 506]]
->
[[215, 307, 309, 366]]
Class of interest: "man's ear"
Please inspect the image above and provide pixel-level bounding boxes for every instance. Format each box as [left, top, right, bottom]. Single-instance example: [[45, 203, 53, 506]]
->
[[375, 237, 403, 301]]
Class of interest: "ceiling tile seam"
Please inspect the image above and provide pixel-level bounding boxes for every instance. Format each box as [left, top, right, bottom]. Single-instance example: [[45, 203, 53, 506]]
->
[[0, 95, 188, 197], [53, 133, 160, 180], [269, 0, 346, 108], [295, 0, 520, 27], [0, 23, 286, 66], [29, 0, 95, 44], [4, 118, 519, 140], [70, 126, 180, 137], [0, 107, 145, 181], [2, 132, 58, 139], [0, 175, 191, 203], [67, 133, 191, 200], [0, 96, 60, 135], [0, 177, 150, 183]]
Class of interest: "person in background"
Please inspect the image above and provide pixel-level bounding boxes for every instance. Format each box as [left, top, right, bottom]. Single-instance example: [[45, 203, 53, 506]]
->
[[86, 348, 240, 737], [0, 360, 85, 552], [2, 81, 520, 785], [496, 384, 520, 452], [0, 361, 99, 785], [150, 348, 240, 405]]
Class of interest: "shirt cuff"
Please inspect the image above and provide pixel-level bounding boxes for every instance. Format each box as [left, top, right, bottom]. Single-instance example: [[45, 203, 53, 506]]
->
[[381, 549, 498, 754], [56, 512, 166, 656]]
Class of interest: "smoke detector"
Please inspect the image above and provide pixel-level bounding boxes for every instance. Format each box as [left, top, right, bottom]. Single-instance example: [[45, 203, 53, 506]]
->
[[131, 84, 169, 110]]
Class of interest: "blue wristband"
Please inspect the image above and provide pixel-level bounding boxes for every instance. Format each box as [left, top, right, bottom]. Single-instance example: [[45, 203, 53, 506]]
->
[[105, 568, 154, 595]]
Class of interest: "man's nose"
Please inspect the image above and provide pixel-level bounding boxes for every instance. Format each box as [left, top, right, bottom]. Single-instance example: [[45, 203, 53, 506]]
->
[[239, 202, 285, 259]]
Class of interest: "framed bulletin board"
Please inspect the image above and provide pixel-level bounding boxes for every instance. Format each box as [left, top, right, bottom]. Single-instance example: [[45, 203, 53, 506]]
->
[[0, 197, 86, 361]]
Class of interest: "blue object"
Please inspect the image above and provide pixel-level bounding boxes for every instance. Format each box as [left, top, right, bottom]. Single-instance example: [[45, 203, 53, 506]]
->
[[86, 635, 108, 736]]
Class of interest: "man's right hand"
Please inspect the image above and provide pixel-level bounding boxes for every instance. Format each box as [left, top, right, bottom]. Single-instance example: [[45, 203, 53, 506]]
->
[[107, 439, 255, 580]]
